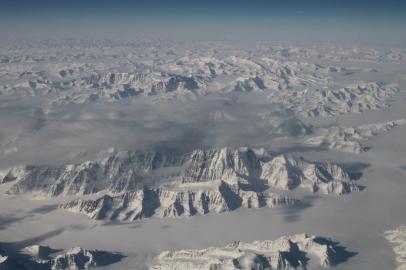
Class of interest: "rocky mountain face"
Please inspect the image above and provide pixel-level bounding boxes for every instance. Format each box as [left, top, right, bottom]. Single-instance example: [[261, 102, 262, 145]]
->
[[268, 82, 399, 118], [1, 42, 400, 119], [0, 149, 183, 197], [0, 244, 123, 270], [149, 234, 354, 270], [306, 119, 406, 153], [50, 247, 119, 270], [0, 147, 360, 199], [0, 147, 360, 221], [60, 181, 298, 221]]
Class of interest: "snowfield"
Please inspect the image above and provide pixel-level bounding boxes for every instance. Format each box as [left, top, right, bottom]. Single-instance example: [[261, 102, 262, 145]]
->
[[0, 40, 405, 269], [150, 234, 355, 270]]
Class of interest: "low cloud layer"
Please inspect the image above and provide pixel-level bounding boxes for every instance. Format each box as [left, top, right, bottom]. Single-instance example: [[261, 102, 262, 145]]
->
[[0, 92, 309, 167]]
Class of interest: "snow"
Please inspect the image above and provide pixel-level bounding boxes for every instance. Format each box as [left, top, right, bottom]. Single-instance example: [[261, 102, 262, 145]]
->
[[0, 40, 405, 270]]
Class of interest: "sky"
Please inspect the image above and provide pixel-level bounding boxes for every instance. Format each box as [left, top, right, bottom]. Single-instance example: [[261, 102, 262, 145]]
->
[[0, 0, 405, 45]]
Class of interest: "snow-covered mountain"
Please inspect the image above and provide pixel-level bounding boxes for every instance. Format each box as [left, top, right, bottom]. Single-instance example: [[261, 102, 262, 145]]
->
[[60, 181, 298, 221], [306, 119, 406, 153], [1, 40, 405, 270], [1, 41, 401, 118], [0, 147, 360, 220], [0, 147, 360, 199], [149, 234, 354, 270], [267, 82, 399, 118], [0, 244, 123, 270]]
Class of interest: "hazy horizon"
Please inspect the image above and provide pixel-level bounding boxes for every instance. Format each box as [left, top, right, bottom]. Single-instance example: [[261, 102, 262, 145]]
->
[[1, 0, 406, 46]]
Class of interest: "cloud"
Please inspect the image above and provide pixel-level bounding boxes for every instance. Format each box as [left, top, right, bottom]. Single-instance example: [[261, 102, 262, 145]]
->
[[0, 92, 309, 167]]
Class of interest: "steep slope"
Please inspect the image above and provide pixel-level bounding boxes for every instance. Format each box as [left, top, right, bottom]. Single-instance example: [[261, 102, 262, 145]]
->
[[233, 76, 266, 92], [149, 234, 354, 270], [306, 119, 406, 153], [0, 244, 123, 270], [268, 82, 399, 118], [1, 42, 401, 119], [0, 147, 360, 199], [60, 181, 298, 221], [260, 155, 357, 194], [0, 149, 183, 198], [0, 147, 360, 221]]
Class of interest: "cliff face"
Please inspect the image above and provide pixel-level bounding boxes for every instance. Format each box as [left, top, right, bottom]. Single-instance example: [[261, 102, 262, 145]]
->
[[306, 119, 406, 153], [60, 181, 298, 221], [0, 147, 360, 221], [1, 147, 358, 199], [149, 234, 352, 270], [0, 244, 123, 270], [1, 149, 183, 197]]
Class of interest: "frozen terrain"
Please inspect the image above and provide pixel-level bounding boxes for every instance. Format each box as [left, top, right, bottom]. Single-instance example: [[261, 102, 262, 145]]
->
[[0, 147, 359, 221], [0, 243, 123, 270], [0, 40, 405, 269], [149, 234, 355, 270], [305, 119, 406, 153], [385, 226, 406, 270]]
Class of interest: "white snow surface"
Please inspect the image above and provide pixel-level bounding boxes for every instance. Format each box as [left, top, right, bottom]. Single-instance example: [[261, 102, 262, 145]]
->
[[0, 40, 406, 270], [150, 234, 350, 270], [0, 243, 123, 270]]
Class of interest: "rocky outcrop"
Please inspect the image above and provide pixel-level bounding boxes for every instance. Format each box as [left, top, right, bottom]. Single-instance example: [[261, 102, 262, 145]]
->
[[1, 147, 360, 199], [306, 119, 406, 153], [51, 246, 114, 270], [2, 41, 402, 118], [268, 82, 399, 118], [1, 149, 182, 198], [0, 166, 27, 184], [260, 155, 357, 194], [181, 148, 262, 184], [0, 244, 123, 270], [60, 181, 298, 221], [181, 148, 358, 195], [149, 234, 354, 270], [233, 76, 266, 92], [385, 225, 406, 270]]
